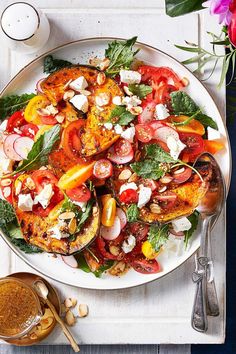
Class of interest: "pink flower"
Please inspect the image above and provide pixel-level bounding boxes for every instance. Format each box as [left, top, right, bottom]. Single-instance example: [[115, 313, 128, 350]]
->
[[203, 0, 232, 25]]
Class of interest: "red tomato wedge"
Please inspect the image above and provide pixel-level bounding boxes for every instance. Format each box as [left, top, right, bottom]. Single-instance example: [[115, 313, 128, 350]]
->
[[93, 159, 113, 179], [135, 124, 154, 143], [129, 222, 149, 242], [20, 124, 39, 138], [172, 167, 192, 184], [131, 257, 161, 274], [119, 189, 139, 204], [61, 119, 85, 160], [96, 236, 118, 260], [179, 132, 204, 160], [40, 115, 58, 125], [138, 65, 184, 89], [66, 185, 91, 202], [6, 111, 26, 132]]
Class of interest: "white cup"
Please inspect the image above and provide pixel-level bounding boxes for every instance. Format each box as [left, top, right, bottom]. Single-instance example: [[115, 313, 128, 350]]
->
[[0, 2, 50, 54]]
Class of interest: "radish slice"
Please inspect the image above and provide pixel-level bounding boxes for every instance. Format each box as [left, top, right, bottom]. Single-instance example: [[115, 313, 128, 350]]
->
[[14, 136, 34, 159], [138, 101, 156, 124], [116, 208, 127, 229], [108, 146, 134, 164], [149, 120, 165, 130], [61, 255, 78, 268], [36, 78, 45, 93], [100, 216, 121, 240], [3, 134, 22, 161], [153, 126, 179, 143]]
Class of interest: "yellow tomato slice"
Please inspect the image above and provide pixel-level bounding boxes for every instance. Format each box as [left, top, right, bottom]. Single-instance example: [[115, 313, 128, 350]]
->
[[58, 162, 95, 190], [34, 125, 53, 141], [142, 240, 160, 260], [24, 95, 49, 125], [101, 197, 116, 227], [170, 115, 205, 136], [204, 140, 224, 154]]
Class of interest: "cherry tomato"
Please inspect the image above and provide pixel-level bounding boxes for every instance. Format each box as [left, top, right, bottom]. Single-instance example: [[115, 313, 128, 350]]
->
[[179, 132, 204, 160], [96, 236, 118, 260], [119, 189, 139, 204], [6, 111, 26, 132], [172, 167, 192, 184], [131, 257, 161, 274], [58, 162, 95, 190], [129, 222, 149, 242], [114, 139, 132, 157], [40, 115, 58, 125], [66, 185, 91, 203], [93, 159, 113, 179], [152, 191, 177, 210], [101, 197, 117, 227], [61, 120, 85, 160], [135, 124, 154, 143], [138, 65, 183, 89], [0, 180, 13, 204], [20, 124, 39, 139], [139, 178, 158, 191], [31, 170, 59, 192]]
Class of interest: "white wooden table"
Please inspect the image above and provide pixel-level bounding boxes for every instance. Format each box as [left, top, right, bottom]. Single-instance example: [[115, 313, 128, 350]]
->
[[0, 1, 226, 353]]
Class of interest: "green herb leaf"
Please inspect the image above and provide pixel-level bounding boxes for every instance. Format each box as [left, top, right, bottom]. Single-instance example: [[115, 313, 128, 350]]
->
[[105, 37, 139, 77], [94, 260, 114, 278], [11, 238, 43, 254], [75, 254, 114, 278], [145, 144, 175, 163], [77, 200, 94, 232], [0, 93, 36, 120], [165, 0, 204, 17], [131, 160, 166, 180], [128, 84, 152, 98], [110, 105, 135, 126], [148, 224, 169, 252], [75, 254, 91, 273], [194, 113, 218, 130], [15, 125, 61, 174], [184, 210, 199, 248], [126, 204, 139, 222], [44, 55, 73, 74], [0, 199, 16, 223]]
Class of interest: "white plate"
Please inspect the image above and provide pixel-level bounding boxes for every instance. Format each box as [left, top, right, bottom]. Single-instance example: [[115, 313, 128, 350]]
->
[[0, 38, 231, 290]]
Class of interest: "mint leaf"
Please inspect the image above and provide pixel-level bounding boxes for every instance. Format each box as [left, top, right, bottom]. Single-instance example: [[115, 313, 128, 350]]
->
[[184, 210, 199, 248], [131, 160, 166, 180], [165, 0, 204, 17], [44, 55, 73, 74], [15, 125, 60, 174], [145, 144, 175, 163], [126, 204, 139, 222], [110, 105, 135, 126], [128, 84, 152, 99], [0, 93, 36, 120], [148, 224, 169, 252], [105, 37, 139, 77]]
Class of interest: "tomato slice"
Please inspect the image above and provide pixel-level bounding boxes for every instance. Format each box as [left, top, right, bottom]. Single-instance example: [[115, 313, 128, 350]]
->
[[119, 189, 139, 204], [131, 257, 161, 274], [152, 82, 177, 104], [172, 167, 192, 184], [20, 124, 39, 139], [93, 159, 113, 179], [31, 170, 59, 192], [40, 115, 58, 125], [114, 139, 132, 157], [152, 191, 177, 210], [179, 132, 204, 160], [6, 111, 27, 132], [138, 65, 184, 89], [61, 120, 85, 160], [95, 236, 118, 260], [129, 222, 149, 242], [66, 185, 91, 203], [135, 124, 154, 143]]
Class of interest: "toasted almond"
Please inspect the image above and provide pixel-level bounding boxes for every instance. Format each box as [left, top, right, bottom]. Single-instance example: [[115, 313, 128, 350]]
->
[[79, 89, 91, 96], [64, 298, 73, 308], [150, 203, 162, 214], [69, 218, 77, 234], [59, 211, 75, 220], [182, 77, 189, 87], [71, 298, 78, 307], [97, 72, 106, 85], [118, 169, 132, 180], [1, 178, 12, 187], [65, 310, 76, 326], [25, 177, 35, 190], [95, 92, 110, 107], [174, 167, 185, 175], [109, 261, 127, 276], [29, 332, 38, 340], [89, 57, 102, 66], [128, 172, 138, 182], [109, 245, 120, 256], [55, 113, 65, 123], [37, 107, 51, 116], [61, 303, 67, 314], [128, 106, 143, 115], [78, 304, 89, 318], [134, 150, 141, 162], [63, 79, 73, 90], [158, 186, 167, 193], [159, 175, 173, 184], [63, 90, 75, 100], [15, 180, 22, 195], [123, 86, 133, 96], [41, 316, 54, 330], [99, 58, 110, 71]]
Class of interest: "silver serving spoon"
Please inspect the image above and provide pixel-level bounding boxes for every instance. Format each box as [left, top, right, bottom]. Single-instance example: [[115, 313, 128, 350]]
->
[[191, 153, 226, 332]]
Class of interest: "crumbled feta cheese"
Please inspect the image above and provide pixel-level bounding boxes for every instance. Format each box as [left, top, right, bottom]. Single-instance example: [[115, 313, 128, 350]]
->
[[119, 182, 138, 194], [166, 136, 186, 160], [114, 124, 123, 135], [104, 122, 113, 130], [172, 217, 192, 233], [45, 104, 58, 116], [48, 221, 70, 240], [34, 184, 54, 209], [0, 120, 7, 131], [18, 193, 34, 211], [122, 235, 136, 253], [120, 70, 141, 84], [69, 76, 88, 91], [122, 95, 141, 109], [155, 104, 170, 120], [112, 96, 122, 105], [0, 157, 14, 174], [70, 94, 88, 113], [121, 126, 135, 143], [28, 128, 36, 136], [72, 200, 87, 212], [137, 184, 152, 208]]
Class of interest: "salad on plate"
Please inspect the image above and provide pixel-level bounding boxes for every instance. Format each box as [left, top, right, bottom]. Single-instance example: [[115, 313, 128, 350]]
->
[[0, 37, 224, 277]]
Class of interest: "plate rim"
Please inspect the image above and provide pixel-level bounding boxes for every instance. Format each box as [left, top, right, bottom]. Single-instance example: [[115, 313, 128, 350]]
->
[[0, 37, 232, 290]]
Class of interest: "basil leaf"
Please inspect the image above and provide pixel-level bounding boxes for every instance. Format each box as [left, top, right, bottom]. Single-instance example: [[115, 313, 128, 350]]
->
[[165, 0, 205, 17], [148, 224, 169, 252], [184, 210, 199, 248], [0, 93, 36, 120], [105, 37, 139, 77], [110, 105, 135, 126], [44, 55, 73, 74], [0, 199, 16, 223], [131, 160, 165, 180], [126, 204, 139, 222], [15, 125, 61, 174], [128, 84, 152, 99], [145, 144, 175, 163]]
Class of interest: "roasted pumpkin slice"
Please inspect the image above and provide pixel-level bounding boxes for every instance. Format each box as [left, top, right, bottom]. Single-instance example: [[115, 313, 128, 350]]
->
[[41, 66, 123, 157]]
